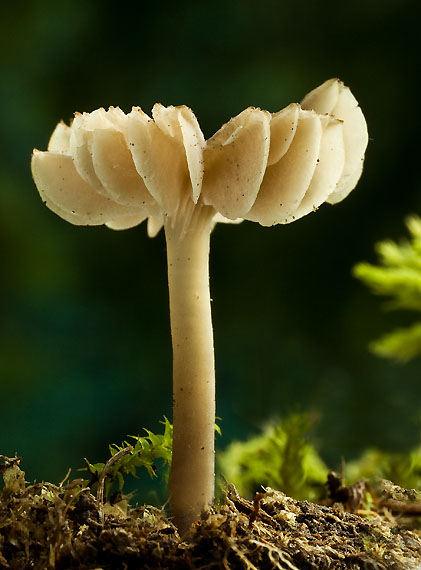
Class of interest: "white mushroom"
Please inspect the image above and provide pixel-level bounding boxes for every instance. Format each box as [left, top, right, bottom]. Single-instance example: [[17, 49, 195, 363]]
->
[[31, 79, 368, 534]]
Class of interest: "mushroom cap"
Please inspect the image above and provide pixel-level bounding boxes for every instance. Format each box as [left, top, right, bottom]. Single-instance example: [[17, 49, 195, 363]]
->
[[31, 79, 368, 233]]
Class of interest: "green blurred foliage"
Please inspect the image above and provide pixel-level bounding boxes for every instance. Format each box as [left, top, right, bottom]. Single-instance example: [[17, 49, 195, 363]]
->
[[346, 446, 421, 491], [354, 216, 421, 361], [218, 413, 328, 501], [0, 0, 420, 486]]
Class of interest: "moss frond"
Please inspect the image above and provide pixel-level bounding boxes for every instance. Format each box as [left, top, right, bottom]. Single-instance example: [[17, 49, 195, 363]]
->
[[83, 417, 173, 498], [353, 215, 421, 360]]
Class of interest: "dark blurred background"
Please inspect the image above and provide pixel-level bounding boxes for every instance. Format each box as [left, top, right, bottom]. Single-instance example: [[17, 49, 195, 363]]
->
[[0, 0, 420, 489]]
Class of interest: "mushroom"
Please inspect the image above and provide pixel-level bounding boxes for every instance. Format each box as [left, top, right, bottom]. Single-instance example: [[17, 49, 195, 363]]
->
[[31, 78, 368, 533]]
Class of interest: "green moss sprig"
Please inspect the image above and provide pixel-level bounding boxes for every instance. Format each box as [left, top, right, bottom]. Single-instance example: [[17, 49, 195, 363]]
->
[[83, 417, 173, 500]]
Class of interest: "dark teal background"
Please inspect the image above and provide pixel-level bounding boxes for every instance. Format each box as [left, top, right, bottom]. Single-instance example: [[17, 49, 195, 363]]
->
[[1, 0, 420, 487]]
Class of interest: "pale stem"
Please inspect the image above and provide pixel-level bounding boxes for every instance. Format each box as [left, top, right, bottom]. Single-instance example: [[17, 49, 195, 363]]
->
[[165, 206, 216, 534]]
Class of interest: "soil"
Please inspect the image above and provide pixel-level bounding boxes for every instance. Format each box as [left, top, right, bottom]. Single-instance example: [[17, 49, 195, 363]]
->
[[1, 456, 421, 569]]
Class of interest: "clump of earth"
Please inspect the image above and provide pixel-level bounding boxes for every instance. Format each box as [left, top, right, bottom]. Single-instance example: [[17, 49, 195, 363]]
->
[[1, 455, 421, 569]]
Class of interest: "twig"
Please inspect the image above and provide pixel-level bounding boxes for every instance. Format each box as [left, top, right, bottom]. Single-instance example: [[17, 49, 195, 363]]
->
[[248, 492, 265, 528], [58, 467, 72, 488], [379, 499, 421, 516], [97, 445, 133, 524]]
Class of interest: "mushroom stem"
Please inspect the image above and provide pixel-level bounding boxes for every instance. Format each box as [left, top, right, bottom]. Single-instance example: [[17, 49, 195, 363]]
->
[[165, 204, 216, 534]]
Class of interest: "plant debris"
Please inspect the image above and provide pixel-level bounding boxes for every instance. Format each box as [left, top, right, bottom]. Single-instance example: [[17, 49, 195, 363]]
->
[[1, 456, 421, 569]]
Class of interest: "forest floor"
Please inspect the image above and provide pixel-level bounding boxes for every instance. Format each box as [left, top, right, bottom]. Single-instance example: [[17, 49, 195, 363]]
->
[[1, 455, 421, 569]]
